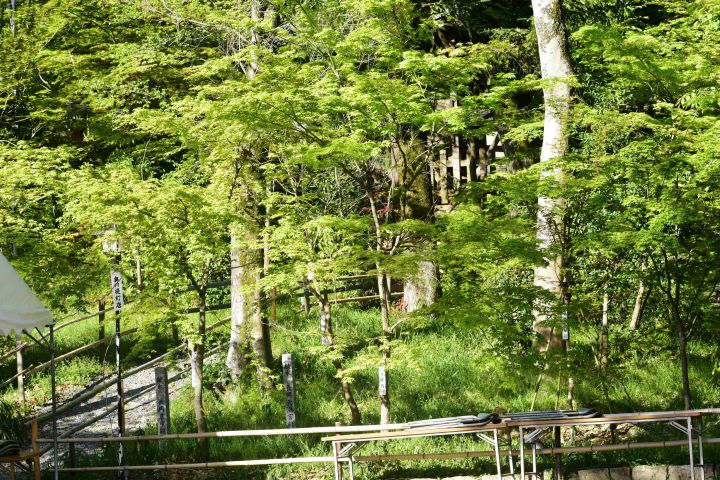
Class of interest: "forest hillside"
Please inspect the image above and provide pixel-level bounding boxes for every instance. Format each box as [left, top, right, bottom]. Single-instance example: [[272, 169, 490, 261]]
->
[[1, 0, 720, 478]]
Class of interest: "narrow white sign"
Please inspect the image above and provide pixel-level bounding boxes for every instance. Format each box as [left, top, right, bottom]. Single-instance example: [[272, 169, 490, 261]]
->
[[378, 367, 387, 397], [111, 271, 124, 313], [320, 310, 327, 333], [282, 353, 297, 427]]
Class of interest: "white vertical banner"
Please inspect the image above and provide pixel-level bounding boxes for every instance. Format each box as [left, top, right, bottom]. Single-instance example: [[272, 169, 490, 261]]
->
[[378, 367, 387, 397], [282, 353, 297, 427], [110, 271, 124, 313]]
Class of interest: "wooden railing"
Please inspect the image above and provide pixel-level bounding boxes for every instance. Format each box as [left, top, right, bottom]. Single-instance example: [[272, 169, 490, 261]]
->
[[32, 425, 720, 473], [0, 272, 393, 404], [1, 270, 400, 449]]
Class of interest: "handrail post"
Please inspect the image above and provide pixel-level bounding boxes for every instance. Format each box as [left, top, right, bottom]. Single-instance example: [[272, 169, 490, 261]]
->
[[31, 420, 41, 480], [553, 426, 562, 480], [69, 443, 77, 480]]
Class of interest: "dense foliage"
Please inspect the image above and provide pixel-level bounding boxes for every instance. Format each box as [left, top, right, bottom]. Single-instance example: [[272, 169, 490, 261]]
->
[[2, 0, 720, 476]]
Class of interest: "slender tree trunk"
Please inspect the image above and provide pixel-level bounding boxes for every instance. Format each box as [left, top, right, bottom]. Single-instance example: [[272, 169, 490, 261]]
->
[[468, 137, 488, 181], [531, 0, 573, 351], [134, 245, 142, 289], [248, 0, 261, 79], [227, 230, 251, 379], [600, 291, 609, 370], [98, 298, 105, 343], [171, 321, 179, 345], [403, 260, 439, 312], [377, 271, 392, 425], [567, 377, 575, 409], [322, 295, 362, 425], [190, 289, 209, 460], [367, 181, 392, 425], [671, 301, 692, 410], [630, 269, 651, 330], [262, 210, 273, 361], [629, 281, 646, 330]]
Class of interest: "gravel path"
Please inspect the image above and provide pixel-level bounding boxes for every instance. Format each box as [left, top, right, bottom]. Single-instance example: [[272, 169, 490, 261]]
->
[[35, 356, 193, 463]]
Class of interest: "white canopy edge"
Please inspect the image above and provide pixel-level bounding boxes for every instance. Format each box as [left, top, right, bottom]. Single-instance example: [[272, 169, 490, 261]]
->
[[0, 252, 53, 336]]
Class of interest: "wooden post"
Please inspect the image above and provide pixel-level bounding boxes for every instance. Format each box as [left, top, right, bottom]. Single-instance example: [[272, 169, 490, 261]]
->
[[334, 422, 343, 480], [69, 442, 77, 480], [154, 367, 171, 436], [111, 270, 126, 480], [282, 354, 297, 427], [271, 287, 277, 324], [31, 420, 41, 480], [554, 426, 562, 480], [15, 333, 24, 405]]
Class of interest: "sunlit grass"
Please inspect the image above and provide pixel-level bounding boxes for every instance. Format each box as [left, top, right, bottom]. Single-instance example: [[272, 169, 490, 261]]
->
[[3, 302, 719, 479]]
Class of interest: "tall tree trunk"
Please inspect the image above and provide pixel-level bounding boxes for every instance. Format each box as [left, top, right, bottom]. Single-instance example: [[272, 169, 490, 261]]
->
[[322, 295, 362, 425], [377, 271, 392, 425], [229, 0, 274, 390], [190, 289, 209, 460], [366, 179, 393, 425], [531, 0, 573, 351], [262, 208, 273, 361], [403, 260, 439, 312], [134, 245, 142, 289], [251, 243, 273, 389], [227, 230, 251, 379]]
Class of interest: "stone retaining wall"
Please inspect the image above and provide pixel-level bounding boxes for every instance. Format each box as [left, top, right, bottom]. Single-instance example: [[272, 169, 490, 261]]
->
[[573, 465, 717, 480], [401, 465, 718, 480]]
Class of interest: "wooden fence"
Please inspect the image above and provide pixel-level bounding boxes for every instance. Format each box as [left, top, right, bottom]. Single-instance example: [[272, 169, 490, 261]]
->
[[32, 426, 720, 474], [0, 270, 402, 457], [0, 272, 392, 401]]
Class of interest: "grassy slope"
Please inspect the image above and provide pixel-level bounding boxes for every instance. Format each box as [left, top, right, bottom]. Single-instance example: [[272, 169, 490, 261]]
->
[[2, 303, 718, 479], [132, 304, 720, 479]]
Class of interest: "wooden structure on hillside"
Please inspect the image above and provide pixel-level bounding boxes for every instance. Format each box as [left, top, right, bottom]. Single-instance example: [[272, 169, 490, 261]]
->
[[430, 100, 509, 208]]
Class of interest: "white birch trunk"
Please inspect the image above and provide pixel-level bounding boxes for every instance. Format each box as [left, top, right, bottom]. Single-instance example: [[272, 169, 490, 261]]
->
[[227, 230, 252, 379], [531, 0, 573, 351], [600, 291, 609, 370], [629, 263, 648, 330], [403, 260, 439, 312]]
